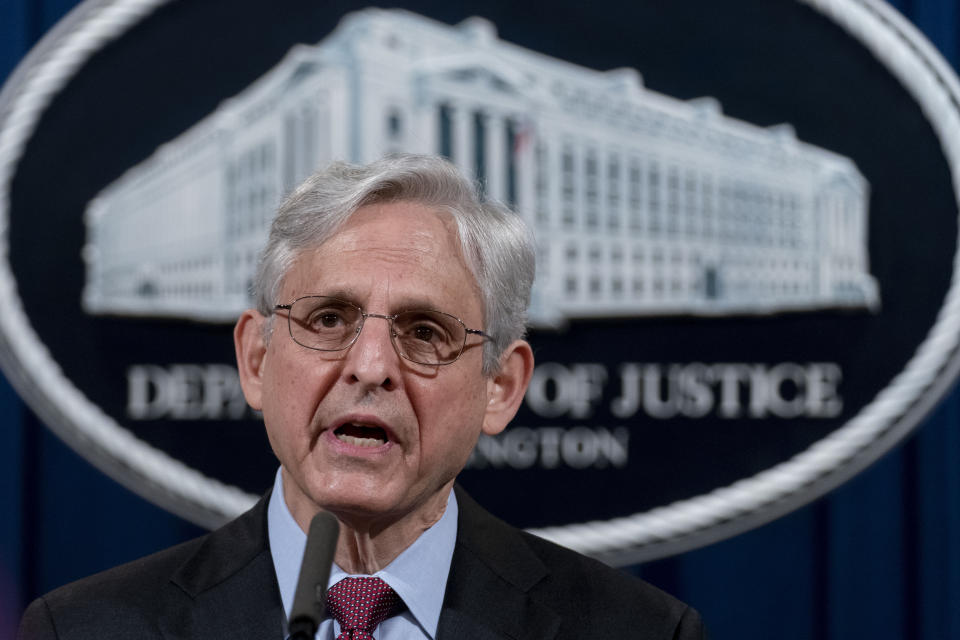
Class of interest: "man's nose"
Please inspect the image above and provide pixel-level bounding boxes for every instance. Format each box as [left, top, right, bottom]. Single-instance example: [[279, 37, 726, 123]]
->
[[342, 315, 398, 389]]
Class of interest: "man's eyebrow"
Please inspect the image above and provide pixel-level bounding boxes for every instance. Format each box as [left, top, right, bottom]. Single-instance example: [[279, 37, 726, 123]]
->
[[391, 296, 451, 312], [314, 288, 360, 303], [304, 289, 449, 313]]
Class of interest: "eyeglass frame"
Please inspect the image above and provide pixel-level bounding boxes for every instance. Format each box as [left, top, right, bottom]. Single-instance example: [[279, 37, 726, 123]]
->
[[273, 295, 489, 366]]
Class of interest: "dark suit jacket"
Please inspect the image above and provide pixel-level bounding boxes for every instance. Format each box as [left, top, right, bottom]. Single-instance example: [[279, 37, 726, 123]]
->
[[19, 487, 704, 639]]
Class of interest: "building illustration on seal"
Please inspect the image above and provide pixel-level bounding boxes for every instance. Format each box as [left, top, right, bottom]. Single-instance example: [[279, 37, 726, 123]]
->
[[81, 8, 879, 326]]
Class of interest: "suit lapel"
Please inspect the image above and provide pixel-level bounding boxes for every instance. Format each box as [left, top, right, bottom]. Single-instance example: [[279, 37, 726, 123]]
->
[[159, 493, 285, 640], [437, 488, 560, 640], [150, 487, 561, 639]]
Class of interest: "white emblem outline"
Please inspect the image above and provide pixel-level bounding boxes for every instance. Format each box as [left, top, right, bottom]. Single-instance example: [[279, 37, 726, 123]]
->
[[0, 0, 958, 564]]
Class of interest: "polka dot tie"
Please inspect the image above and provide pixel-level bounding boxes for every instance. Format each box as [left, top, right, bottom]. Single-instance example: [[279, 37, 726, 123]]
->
[[326, 577, 405, 640]]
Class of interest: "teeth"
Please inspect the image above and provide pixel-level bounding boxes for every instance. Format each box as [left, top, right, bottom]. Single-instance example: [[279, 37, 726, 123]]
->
[[336, 433, 384, 447]]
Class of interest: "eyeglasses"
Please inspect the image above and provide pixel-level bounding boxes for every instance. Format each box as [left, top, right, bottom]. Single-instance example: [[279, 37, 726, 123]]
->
[[274, 296, 488, 366]]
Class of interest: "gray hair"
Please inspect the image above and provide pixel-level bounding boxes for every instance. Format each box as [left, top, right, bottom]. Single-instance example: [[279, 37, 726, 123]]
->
[[254, 153, 536, 374]]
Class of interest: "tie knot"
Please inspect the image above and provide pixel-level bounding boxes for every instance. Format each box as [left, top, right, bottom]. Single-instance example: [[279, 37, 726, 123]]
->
[[326, 577, 405, 640]]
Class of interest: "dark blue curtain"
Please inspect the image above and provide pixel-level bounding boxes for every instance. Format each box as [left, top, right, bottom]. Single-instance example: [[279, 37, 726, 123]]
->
[[1, 1, 959, 639]]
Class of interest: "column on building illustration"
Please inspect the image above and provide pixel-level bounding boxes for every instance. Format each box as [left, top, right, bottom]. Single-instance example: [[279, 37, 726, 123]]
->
[[453, 102, 474, 180], [484, 110, 504, 199], [528, 123, 557, 323], [514, 115, 536, 220], [282, 104, 316, 193]]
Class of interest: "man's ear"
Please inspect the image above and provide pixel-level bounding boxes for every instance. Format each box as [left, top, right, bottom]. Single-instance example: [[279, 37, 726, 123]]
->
[[482, 340, 534, 436], [234, 309, 268, 411]]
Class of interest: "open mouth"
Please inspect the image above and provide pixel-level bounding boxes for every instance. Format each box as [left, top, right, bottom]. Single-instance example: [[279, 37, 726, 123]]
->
[[334, 423, 389, 448]]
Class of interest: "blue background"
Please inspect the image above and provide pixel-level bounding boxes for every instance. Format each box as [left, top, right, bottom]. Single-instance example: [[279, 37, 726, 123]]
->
[[2, 1, 959, 638]]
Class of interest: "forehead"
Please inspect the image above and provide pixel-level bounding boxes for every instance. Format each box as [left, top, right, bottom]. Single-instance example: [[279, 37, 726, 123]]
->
[[283, 201, 482, 311]]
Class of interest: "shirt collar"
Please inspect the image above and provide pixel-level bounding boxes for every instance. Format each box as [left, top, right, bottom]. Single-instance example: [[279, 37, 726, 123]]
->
[[268, 468, 458, 639]]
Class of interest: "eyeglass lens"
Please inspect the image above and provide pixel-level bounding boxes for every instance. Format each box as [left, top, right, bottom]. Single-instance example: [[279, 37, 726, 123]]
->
[[286, 296, 468, 365]]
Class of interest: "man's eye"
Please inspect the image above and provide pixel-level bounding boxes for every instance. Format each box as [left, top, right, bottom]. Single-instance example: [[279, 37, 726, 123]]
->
[[412, 325, 436, 342], [310, 311, 345, 330]]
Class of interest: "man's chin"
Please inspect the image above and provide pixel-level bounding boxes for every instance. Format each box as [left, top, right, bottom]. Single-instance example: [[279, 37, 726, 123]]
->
[[320, 499, 409, 532], [315, 484, 451, 532]]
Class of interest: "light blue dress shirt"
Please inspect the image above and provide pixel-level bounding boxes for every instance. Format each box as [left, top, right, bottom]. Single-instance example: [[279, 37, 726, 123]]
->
[[267, 469, 458, 640]]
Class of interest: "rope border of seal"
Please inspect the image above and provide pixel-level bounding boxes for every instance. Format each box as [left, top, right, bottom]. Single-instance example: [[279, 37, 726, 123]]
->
[[0, 0, 255, 527], [0, 0, 958, 559]]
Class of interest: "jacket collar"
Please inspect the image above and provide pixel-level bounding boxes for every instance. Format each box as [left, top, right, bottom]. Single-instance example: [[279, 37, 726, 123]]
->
[[156, 485, 560, 640], [438, 486, 560, 640], [163, 492, 285, 640]]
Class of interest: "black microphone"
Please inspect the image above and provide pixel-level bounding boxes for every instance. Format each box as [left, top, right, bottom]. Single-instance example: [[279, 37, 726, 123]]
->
[[288, 511, 340, 640]]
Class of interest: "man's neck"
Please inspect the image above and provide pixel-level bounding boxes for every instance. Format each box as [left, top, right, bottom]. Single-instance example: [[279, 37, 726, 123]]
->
[[283, 471, 454, 574]]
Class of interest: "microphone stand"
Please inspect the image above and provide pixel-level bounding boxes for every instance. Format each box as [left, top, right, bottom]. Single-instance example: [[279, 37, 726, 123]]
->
[[288, 511, 340, 640]]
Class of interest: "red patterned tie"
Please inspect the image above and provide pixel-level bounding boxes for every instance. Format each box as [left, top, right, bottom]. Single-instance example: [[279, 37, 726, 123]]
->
[[325, 577, 405, 640]]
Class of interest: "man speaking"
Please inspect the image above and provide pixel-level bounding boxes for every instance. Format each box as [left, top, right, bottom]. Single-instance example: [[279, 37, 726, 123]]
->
[[20, 154, 705, 639]]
